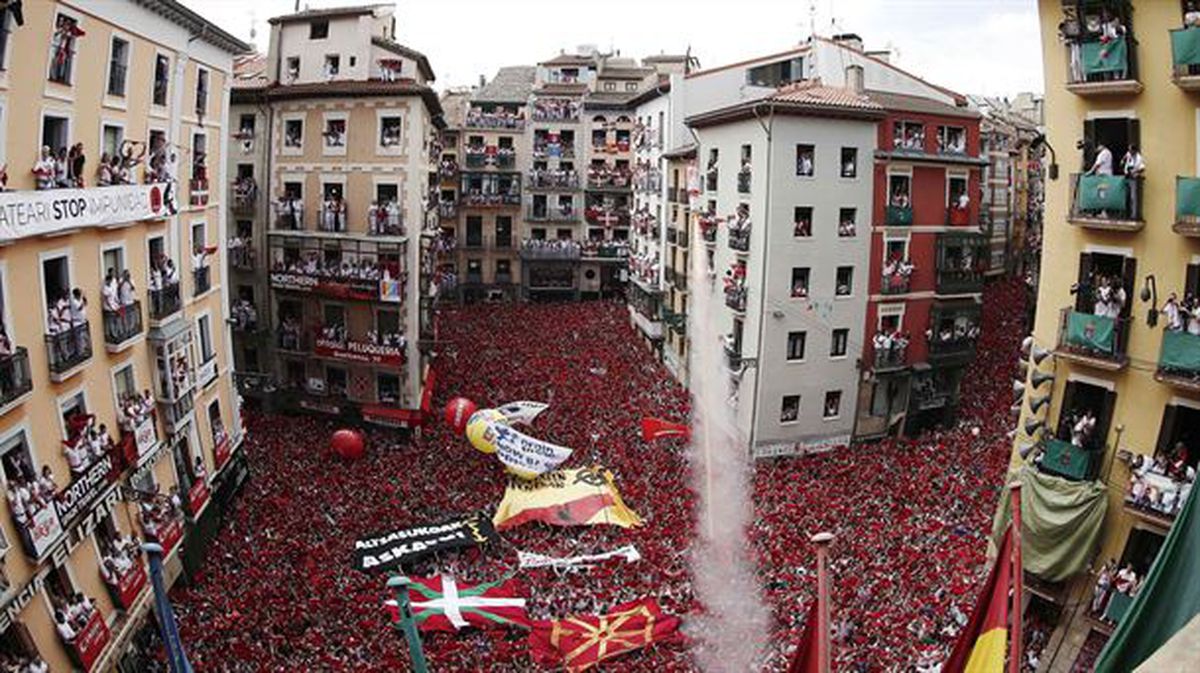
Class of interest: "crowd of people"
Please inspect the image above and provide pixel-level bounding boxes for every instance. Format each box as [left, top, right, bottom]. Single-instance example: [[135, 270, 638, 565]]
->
[[465, 107, 525, 130], [61, 413, 114, 477], [586, 165, 632, 188], [882, 257, 916, 294], [171, 279, 1027, 671], [1159, 291, 1200, 335], [1125, 446, 1195, 519], [98, 532, 143, 588], [4, 454, 59, 530], [230, 299, 259, 332], [367, 200, 405, 236], [530, 98, 581, 123], [52, 593, 99, 650], [271, 253, 400, 284]]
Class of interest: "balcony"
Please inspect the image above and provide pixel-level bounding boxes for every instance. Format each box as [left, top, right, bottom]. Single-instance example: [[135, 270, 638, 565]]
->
[[533, 143, 576, 160], [946, 205, 971, 226], [230, 245, 256, 271], [160, 391, 195, 435], [936, 234, 987, 295], [581, 241, 629, 260], [149, 282, 183, 321], [1064, 36, 1142, 96], [635, 172, 662, 195], [1068, 174, 1143, 231], [464, 111, 525, 130], [45, 322, 93, 380], [1037, 438, 1097, 482], [1173, 176, 1200, 236], [439, 161, 459, 180], [465, 150, 517, 170], [880, 270, 913, 295], [520, 239, 582, 261], [460, 193, 521, 208], [269, 269, 394, 302], [885, 205, 913, 226], [1155, 329, 1200, 392], [928, 334, 976, 366], [102, 302, 144, 350], [1055, 306, 1129, 371], [318, 203, 348, 233], [367, 204, 405, 236], [1124, 467, 1190, 530], [728, 225, 750, 253], [586, 171, 632, 191], [873, 344, 909, 371], [1170, 28, 1200, 90], [700, 216, 718, 245], [0, 348, 33, 411], [273, 201, 304, 230], [585, 207, 631, 228], [526, 205, 577, 222], [231, 182, 258, 215], [438, 202, 458, 219], [528, 170, 579, 190], [193, 267, 212, 297], [725, 285, 747, 313]]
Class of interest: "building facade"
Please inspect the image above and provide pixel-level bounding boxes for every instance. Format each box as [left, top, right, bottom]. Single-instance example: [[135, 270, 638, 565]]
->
[[0, 0, 248, 670], [1011, 2, 1200, 669], [660, 145, 697, 384], [227, 4, 442, 427]]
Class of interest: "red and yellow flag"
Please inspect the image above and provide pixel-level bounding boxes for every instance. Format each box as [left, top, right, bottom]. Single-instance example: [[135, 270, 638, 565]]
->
[[528, 598, 681, 672], [492, 467, 643, 530], [943, 528, 1013, 673], [787, 599, 820, 673]]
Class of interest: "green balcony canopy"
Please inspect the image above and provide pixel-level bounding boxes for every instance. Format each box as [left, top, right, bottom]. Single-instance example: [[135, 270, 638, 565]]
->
[[1176, 176, 1200, 219], [1040, 438, 1093, 481], [1171, 27, 1200, 67], [1082, 36, 1129, 76], [886, 206, 913, 226], [1066, 310, 1116, 354], [1076, 174, 1128, 212], [1160, 329, 1200, 374]]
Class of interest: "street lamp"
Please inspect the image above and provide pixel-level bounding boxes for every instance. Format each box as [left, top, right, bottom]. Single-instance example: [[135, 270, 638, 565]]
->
[[1030, 134, 1059, 181]]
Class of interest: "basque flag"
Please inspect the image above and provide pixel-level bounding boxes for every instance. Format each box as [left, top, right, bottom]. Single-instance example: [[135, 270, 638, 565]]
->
[[385, 574, 530, 632]]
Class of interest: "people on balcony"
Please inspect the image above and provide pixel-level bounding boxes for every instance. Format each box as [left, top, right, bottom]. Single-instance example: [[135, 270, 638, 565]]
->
[[1081, 274, 1127, 320], [365, 330, 406, 349], [4, 458, 54, 528], [138, 492, 182, 545], [882, 257, 915, 292], [0, 652, 49, 673], [531, 98, 581, 122], [278, 317, 302, 351], [272, 252, 398, 283], [233, 175, 258, 204], [118, 390, 155, 434], [321, 192, 347, 233], [587, 164, 632, 188], [839, 215, 856, 237], [368, 199, 403, 235], [231, 300, 258, 331], [1127, 448, 1195, 518], [275, 193, 304, 230], [62, 413, 113, 477], [53, 593, 97, 645], [99, 535, 141, 586], [580, 239, 628, 257], [465, 107, 524, 129], [890, 187, 911, 210], [873, 330, 909, 366]]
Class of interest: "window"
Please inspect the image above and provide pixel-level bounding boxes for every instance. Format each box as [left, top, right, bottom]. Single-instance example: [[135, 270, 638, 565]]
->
[[324, 55, 340, 78], [938, 126, 966, 154], [495, 217, 512, 248], [377, 372, 401, 404], [831, 329, 849, 357], [310, 20, 329, 39], [41, 255, 71, 332], [823, 391, 842, 419], [746, 57, 804, 87], [465, 216, 483, 246], [197, 315, 214, 363], [497, 259, 511, 277], [284, 119, 304, 148], [625, 82, 638, 92], [0, 8, 10, 71], [380, 115, 402, 148], [893, 121, 926, 151], [285, 57, 300, 81], [195, 68, 209, 117], [796, 144, 814, 177], [793, 206, 813, 238], [786, 331, 806, 361], [153, 55, 170, 106], [836, 266, 854, 296], [48, 14, 80, 85], [838, 208, 857, 238], [41, 115, 69, 155], [603, 81, 616, 92], [840, 147, 857, 178], [107, 36, 129, 97], [239, 114, 256, 137], [324, 117, 347, 149], [102, 124, 124, 158], [790, 267, 810, 298], [780, 395, 800, 423]]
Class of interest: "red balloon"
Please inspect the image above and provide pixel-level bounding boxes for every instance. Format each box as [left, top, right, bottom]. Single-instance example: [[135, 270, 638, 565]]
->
[[443, 397, 477, 435], [331, 429, 365, 460]]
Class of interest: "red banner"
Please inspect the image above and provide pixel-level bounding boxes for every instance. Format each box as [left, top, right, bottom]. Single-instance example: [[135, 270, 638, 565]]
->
[[529, 598, 681, 672], [114, 564, 148, 610], [640, 417, 691, 441], [72, 610, 111, 671], [158, 517, 183, 556], [269, 272, 379, 301], [213, 435, 232, 471], [361, 403, 422, 429], [313, 338, 405, 367], [187, 478, 210, 516]]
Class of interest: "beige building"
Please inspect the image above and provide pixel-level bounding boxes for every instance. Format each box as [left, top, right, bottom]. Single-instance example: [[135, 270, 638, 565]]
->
[[227, 4, 442, 426], [661, 146, 697, 384], [0, 0, 248, 670]]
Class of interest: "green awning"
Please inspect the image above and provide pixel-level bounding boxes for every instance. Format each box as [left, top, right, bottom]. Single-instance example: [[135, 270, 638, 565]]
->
[[1082, 36, 1129, 76], [1171, 27, 1200, 67], [1160, 329, 1200, 374], [1176, 176, 1200, 219], [1076, 174, 1128, 212], [1066, 310, 1116, 354], [1041, 438, 1094, 481], [886, 206, 912, 226], [992, 464, 1108, 582]]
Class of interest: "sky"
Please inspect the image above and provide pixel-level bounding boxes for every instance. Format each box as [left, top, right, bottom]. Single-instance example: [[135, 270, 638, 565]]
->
[[183, 0, 1044, 97]]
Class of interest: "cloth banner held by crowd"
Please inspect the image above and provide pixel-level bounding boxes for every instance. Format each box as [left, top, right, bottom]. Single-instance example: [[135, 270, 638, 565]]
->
[[492, 466, 643, 530], [942, 527, 1013, 673], [383, 574, 530, 632], [640, 417, 690, 441], [465, 401, 573, 479], [354, 513, 498, 573], [1159, 330, 1200, 372], [1081, 36, 1128, 76], [517, 545, 641, 571], [528, 598, 681, 672]]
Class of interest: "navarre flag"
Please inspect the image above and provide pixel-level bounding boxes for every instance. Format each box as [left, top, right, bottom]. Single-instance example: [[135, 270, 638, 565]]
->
[[528, 598, 681, 672], [943, 527, 1013, 673], [641, 417, 690, 441], [787, 599, 820, 673], [383, 574, 530, 632], [492, 466, 643, 530]]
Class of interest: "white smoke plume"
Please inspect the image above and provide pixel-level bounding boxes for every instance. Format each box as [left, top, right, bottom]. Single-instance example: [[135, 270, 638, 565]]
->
[[687, 236, 769, 672]]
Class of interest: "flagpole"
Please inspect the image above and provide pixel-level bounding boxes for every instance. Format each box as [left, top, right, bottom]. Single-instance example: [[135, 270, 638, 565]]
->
[[142, 542, 193, 673], [1009, 482, 1024, 673], [387, 575, 429, 673], [812, 531, 834, 673]]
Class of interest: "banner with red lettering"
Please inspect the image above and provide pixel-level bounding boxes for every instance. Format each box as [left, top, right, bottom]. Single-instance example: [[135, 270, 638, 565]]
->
[[72, 610, 112, 671], [187, 478, 210, 516], [159, 518, 183, 556], [213, 434, 232, 470], [114, 564, 148, 609]]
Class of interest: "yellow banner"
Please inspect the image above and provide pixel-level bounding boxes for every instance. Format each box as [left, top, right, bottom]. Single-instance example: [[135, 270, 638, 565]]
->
[[492, 467, 642, 530]]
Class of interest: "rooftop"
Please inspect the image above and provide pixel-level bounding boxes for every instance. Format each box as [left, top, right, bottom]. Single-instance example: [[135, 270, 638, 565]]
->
[[866, 90, 980, 119], [687, 80, 885, 128], [268, 3, 387, 24], [131, 0, 251, 54], [473, 66, 537, 104], [371, 36, 436, 82]]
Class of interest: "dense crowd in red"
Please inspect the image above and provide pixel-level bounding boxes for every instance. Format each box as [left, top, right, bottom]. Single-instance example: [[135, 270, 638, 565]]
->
[[171, 279, 1025, 671]]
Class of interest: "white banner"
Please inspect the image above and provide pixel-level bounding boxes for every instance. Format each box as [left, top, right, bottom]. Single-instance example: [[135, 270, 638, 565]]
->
[[134, 417, 158, 463], [0, 183, 178, 241], [494, 401, 549, 426], [517, 545, 641, 570]]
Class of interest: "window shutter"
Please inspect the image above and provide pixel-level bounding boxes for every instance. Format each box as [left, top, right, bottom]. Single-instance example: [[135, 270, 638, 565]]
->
[[1075, 253, 1094, 312], [1156, 405, 1179, 457]]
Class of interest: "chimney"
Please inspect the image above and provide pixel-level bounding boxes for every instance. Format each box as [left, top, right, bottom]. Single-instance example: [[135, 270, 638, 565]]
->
[[831, 33, 864, 52], [845, 64, 864, 94], [865, 49, 891, 64], [478, 74, 486, 88]]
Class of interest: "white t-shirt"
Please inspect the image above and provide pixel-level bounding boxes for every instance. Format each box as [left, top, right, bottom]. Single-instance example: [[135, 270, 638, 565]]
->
[[1092, 147, 1113, 176]]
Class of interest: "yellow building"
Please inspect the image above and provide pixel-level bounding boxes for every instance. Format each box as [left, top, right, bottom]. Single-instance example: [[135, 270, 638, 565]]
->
[[1016, 2, 1200, 669], [661, 147, 696, 384], [0, 1, 247, 670]]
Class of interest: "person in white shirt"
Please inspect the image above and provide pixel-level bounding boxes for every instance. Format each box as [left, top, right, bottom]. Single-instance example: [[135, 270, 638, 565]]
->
[[1121, 144, 1145, 215], [1088, 143, 1114, 176], [68, 289, 87, 326], [54, 612, 76, 642], [119, 270, 136, 307], [1163, 293, 1184, 331], [101, 270, 120, 312]]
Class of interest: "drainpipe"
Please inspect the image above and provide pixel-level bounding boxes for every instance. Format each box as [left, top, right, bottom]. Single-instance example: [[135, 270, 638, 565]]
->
[[746, 102, 774, 456]]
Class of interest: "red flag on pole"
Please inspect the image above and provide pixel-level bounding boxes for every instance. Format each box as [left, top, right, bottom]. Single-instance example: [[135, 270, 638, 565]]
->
[[943, 528, 1013, 673], [640, 417, 690, 441], [787, 599, 820, 673]]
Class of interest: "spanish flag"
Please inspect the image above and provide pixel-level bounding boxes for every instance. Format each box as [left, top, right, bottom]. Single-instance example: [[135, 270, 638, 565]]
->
[[943, 528, 1013, 673], [492, 466, 643, 530]]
